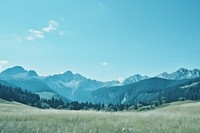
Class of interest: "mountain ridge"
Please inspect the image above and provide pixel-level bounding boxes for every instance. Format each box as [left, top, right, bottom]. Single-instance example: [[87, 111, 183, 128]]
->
[[0, 66, 120, 101], [1, 66, 200, 103], [156, 68, 200, 80], [1, 66, 200, 83], [88, 77, 200, 104]]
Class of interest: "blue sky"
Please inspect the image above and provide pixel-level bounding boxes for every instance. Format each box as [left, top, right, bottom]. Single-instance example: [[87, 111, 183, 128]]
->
[[0, 0, 200, 81]]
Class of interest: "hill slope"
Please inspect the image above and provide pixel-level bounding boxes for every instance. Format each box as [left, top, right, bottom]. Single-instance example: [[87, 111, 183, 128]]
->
[[88, 77, 200, 104], [0, 99, 200, 133]]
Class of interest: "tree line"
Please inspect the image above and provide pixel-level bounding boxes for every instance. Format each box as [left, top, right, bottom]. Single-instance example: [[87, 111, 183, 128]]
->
[[0, 84, 138, 111], [0, 84, 40, 105], [0, 84, 63, 109], [1, 82, 200, 111]]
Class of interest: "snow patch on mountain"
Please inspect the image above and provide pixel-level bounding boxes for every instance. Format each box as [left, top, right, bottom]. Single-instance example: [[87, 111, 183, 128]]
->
[[180, 82, 199, 89]]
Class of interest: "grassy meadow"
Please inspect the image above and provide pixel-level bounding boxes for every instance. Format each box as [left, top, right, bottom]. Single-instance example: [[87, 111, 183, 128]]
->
[[0, 99, 200, 133]]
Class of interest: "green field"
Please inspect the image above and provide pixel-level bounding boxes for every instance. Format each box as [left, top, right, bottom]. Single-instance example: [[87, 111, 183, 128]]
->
[[0, 99, 200, 133]]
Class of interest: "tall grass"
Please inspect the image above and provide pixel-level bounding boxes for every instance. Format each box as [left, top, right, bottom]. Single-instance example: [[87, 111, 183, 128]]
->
[[0, 100, 200, 133]]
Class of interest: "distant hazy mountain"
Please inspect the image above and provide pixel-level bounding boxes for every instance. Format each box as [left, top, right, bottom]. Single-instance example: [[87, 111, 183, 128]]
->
[[0, 66, 38, 79], [0, 66, 58, 99], [44, 71, 120, 101], [123, 74, 149, 85], [0, 66, 120, 101], [1, 66, 26, 75], [156, 68, 200, 80], [1, 66, 200, 103], [122, 68, 200, 85]]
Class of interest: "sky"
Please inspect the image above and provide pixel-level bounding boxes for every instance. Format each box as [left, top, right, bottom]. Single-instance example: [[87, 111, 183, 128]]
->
[[0, 0, 200, 81]]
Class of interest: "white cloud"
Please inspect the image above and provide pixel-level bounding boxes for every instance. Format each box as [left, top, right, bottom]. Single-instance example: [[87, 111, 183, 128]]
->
[[42, 20, 58, 32], [0, 60, 8, 71], [28, 29, 44, 40], [27, 20, 58, 41], [27, 29, 44, 40], [101, 62, 108, 66]]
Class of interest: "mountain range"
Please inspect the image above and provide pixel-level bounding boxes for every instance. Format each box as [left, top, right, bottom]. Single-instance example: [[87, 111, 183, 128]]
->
[[0, 66, 200, 103], [0, 66, 120, 101], [156, 68, 200, 80]]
